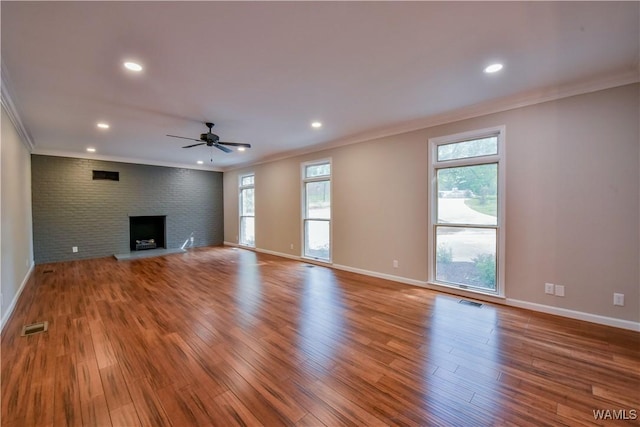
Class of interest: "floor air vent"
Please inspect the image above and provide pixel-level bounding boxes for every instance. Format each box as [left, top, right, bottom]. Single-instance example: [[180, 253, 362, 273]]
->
[[459, 299, 483, 307], [21, 321, 49, 337]]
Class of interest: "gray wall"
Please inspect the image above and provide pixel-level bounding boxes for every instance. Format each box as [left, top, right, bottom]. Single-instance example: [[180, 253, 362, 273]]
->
[[32, 155, 223, 263]]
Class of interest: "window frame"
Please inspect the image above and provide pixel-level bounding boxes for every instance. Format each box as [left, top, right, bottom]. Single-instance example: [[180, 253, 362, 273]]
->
[[428, 126, 506, 296], [301, 158, 332, 263], [238, 173, 255, 248]]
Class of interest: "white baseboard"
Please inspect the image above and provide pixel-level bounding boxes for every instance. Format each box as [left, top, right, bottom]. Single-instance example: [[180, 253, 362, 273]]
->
[[506, 299, 640, 332], [335, 266, 640, 331], [221, 243, 640, 332], [224, 242, 303, 262], [255, 247, 302, 262], [332, 263, 427, 288], [1, 262, 34, 333]]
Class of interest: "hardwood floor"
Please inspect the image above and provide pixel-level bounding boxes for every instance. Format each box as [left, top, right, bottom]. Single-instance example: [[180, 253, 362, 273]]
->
[[2, 246, 639, 426]]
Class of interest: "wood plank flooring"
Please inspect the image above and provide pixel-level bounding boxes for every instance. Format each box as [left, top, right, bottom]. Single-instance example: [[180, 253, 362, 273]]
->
[[2, 246, 639, 426]]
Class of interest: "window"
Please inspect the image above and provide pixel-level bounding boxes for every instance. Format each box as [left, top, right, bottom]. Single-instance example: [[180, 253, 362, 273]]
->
[[239, 174, 255, 247], [428, 127, 505, 295], [302, 160, 331, 261]]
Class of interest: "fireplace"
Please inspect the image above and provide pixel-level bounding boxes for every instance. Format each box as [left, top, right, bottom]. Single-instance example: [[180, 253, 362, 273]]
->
[[129, 216, 166, 251]]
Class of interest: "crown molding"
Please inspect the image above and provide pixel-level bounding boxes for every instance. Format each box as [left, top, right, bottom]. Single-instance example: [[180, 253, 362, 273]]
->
[[30, 149, 224, 172], [3, 57, 637, 174], [224, 66, 640, 172], [1, 63, 35, 152], [312, 66, 640, 155]]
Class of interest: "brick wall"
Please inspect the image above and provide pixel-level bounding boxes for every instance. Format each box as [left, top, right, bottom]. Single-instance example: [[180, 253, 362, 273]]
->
[[31, 155, 223, 263]]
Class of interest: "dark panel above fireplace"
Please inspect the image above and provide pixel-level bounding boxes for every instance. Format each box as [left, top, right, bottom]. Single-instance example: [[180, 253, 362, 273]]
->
[[93, 170, 120, 181]]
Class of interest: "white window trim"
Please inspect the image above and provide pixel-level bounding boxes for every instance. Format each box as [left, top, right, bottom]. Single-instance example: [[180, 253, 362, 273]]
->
[[301, 158, 332, 263], [427, 126, 506, 297], [239, 173, 255, 248]]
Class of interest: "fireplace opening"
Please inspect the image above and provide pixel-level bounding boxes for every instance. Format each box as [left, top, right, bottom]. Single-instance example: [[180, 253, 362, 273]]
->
[[129, 216, 166, 251]]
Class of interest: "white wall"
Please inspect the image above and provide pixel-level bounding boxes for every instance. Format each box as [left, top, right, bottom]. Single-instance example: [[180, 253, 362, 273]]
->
[[1, 105, 34, 330], [224, 84, 639, 326]]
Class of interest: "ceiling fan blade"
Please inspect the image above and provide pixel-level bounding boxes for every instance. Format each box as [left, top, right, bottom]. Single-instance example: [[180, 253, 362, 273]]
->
[[217, 141, 251, 148], [167, 134, 201, 142], [182, 143, 206, 148], [214, 144, 233, 153]]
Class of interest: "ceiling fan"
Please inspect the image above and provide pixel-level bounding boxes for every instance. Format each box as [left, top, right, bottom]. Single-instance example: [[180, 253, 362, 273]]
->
[[166, 122, 251, 153]]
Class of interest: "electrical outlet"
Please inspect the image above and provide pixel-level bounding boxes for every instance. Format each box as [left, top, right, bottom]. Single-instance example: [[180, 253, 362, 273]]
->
[[545, 283, 555, 294], [613, 293, 625, 306], [72, 246, 78, 253], [290, 243, 294, 250], [393, 260, 399, 268], [555, 284, 565, 297]]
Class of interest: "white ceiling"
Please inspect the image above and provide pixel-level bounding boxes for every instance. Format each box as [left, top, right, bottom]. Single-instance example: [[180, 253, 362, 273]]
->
[[2, 1, 638, 171]]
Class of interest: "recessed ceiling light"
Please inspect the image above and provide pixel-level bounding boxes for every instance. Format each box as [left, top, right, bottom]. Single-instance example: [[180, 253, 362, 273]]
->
[[197, 160, 204, 165], [86, 147, 96, 153], [97, 123, 110, 129], [237, 147, 246, 152], [124, 61, 143, 72], [484, 63, 503, 74], [311, 121, 322, 128]]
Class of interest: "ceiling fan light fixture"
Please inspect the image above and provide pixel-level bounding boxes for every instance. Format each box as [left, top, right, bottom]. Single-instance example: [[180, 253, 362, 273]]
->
[[97, 123, 110, 129], [123, 61, 143, 72], [237, 147, 246, 152], [484, 63, 503, 74], [311, 121, 322, 128], [168, 122, 251, 153]]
